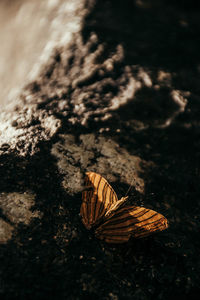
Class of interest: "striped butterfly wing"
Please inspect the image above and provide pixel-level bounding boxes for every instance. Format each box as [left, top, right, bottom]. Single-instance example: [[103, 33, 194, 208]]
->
[[80, 172, 119, 229], [95, 205, 168, 243]]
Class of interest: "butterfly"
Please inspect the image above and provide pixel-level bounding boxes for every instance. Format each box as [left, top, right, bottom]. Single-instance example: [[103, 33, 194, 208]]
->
[[80, 172, 168, 243]]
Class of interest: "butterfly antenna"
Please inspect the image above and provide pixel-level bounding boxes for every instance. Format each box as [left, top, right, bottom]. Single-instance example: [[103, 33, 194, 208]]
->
[[124, 178, 135, 197]]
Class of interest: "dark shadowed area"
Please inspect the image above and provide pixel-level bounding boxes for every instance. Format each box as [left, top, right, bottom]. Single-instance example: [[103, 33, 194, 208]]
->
[[0, 0, 200, 299]]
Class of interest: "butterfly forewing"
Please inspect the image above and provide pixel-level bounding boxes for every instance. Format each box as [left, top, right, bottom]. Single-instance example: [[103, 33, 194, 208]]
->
[[95, 206, 168, 243], [80, 172, 118, 229]]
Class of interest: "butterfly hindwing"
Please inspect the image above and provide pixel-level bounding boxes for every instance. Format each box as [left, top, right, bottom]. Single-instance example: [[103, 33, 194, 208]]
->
[[80, 172, 118, 229], [95, 205, 168, 243]]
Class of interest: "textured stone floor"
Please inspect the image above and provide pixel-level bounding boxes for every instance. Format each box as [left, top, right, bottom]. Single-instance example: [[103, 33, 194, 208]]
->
[[0, 1, 200, 299]]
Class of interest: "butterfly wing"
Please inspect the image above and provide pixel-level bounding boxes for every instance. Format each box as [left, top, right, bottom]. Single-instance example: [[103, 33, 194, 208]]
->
[[95, 205, 168, 243], [80, 172, 118, 229]]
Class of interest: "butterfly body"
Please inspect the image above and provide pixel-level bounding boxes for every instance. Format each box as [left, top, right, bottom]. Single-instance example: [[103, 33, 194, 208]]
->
[[80, 172, 168, 243]]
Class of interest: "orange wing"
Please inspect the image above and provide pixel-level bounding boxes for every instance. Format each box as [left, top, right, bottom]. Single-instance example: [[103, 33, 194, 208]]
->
[[80, 172, 118, 229], [95, 206, 168, 243]]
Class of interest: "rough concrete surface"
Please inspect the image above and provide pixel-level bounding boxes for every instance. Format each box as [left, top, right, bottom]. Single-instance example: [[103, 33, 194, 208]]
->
[[0, 192, 41, 244], [0, 0, 200, 299], [52, 134, 145, 195]]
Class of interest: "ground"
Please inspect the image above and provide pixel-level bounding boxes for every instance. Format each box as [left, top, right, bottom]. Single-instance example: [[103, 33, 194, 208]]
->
[[0, 0, 200, 299]]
